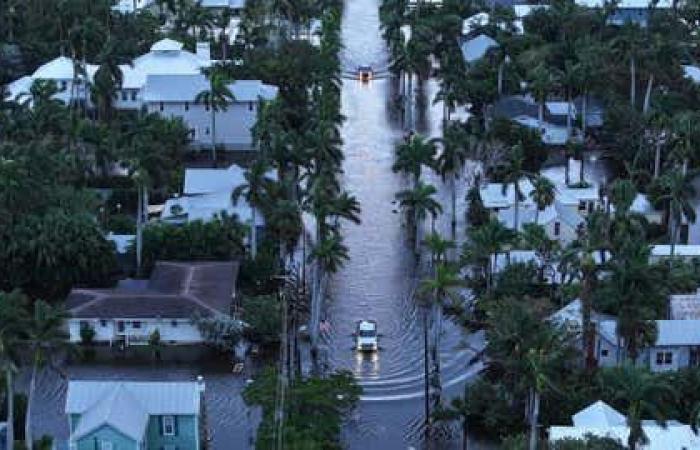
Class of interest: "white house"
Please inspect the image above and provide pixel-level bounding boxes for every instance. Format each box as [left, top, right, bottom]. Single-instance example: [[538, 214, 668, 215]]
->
[[596, 319, 700, 372], [6, 38, 278, 151], [460, 34, 499, 64], [670, 288, 700, 320], [160, 163, 274, 229], [550, 401, 700, 450], [66, 261, 238, 346], [574, 0, 672, 26], [496, 201, 583, 245], [649, 245, 700, 263]]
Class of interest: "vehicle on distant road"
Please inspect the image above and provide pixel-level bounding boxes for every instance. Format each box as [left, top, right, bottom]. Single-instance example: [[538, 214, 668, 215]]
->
[[357, 65, 373, 82]]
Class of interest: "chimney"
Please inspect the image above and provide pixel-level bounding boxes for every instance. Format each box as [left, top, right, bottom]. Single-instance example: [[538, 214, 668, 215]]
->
[[196, 42, 211, 62]]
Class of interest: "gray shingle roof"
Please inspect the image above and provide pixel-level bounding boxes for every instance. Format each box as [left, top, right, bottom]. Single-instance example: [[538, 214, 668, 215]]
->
[[66, 261, 238, 319]]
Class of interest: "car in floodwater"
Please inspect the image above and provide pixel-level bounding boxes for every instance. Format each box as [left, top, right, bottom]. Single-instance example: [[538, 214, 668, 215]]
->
[[355, 320, 378, 352], [357, 65, 373, 82]]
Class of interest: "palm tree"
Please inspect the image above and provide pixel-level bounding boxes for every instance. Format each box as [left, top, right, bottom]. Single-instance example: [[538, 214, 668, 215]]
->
[[659, 171, 696, 256], [196, 69, 234, 163], [419, 262, 464, 408], [91, 38, 129, 122], [598, 366, 675, 450], [463, 218, 515, 292], [500, 143, 532, 231], [24, 300, 69, 447], [612, 23, 645, 108], [233, 158, 274, 260], [396, 181, 443, 255], [560, 59, 581, 140], [423, 231, 455, 266], [436, 124, 469, 238], [529, 176, 555, 224], [0, 290, 28, 450], [392, 133, 437, 188], [528, 63, 557, 132], [433, 383, 472, 450]]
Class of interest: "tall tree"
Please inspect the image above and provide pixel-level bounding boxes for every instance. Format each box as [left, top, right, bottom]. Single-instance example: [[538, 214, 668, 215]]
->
[[233, 158, 274, 260], [196, 69, 234, 163]]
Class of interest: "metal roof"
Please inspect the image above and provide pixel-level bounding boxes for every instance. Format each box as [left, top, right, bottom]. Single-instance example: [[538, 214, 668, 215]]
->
[[598, 319, 700, 347], [573, 401, 627, 427], [72, 384, 148, 441], [460, 34, 499, 63]]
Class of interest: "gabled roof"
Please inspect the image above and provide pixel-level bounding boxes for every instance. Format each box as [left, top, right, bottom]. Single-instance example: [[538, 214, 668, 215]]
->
[[229, 80, 279, 102], [670, 289, 700, 320], [67, 380, 202, 441], [598, 319, 700, 347], [548, 300, 615, 330], [460, 34, 499, 63], [66, 261, 238, 319], [151, 38, 184, 52], [143, 73, 209, 102], [479, 179, 535, 209], [183, 164, 276, 195], [651, 245, 700, 257], [575, 0, 672, 7], [573, 401, 627, 427], [73, 384, 148, 441], [550, 424, 699, 450], [33, 56, 78, 80]]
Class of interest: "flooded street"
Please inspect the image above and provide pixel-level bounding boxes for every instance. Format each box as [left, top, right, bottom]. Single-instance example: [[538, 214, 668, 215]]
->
[[328, 0, 482, 448]]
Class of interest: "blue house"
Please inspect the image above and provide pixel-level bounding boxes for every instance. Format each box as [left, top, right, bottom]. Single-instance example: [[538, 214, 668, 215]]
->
[[66, 380, 204, 450]]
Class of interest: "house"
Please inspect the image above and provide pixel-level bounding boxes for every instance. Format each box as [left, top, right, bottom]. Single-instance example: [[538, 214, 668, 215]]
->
[[496, 201, 583, 244], [596, 319, 700, 372], [112, 0, 154, 13], [649, 245, 700, 263], [200, 0, 245, 14], [574, 0, 672, 26], [66, 379, 204, 450], [479, 179, 536, 211], [549, 400, 700, 450], [630, 193, 663, 224], [549, 299, 615, 333], [143, 73, 277, 150], [66, 261, 238, 346], [160, 163, 274, 230], [493, 95, 579, 145], [670, 288, 700, 320], [573, 95, 606, 129], [460, 34, 499, 64], [6, 38, 278, 151]]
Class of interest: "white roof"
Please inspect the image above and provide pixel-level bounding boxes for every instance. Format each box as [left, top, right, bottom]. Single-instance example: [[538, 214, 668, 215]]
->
[[513, 4, 549, 17], [66, 381, 201, 440], [7, 76, 34, 101], [575, 0, 672, 7], [358, 320, 376, 331], [598, 319, 700, 346], [33, 56, 78, 80], [162, 191, 260, 225], [512, 115, 571, 145], [546, 101, 576, 117], [550, 424, 699, 449], [151, 38, 184, 52], [573, 401, 627, 427], [480, 179, 535, 209], [683, 65, 700, 84], [183, 164, 276, 195], [462, 13, 491, 35], [556, 183, 600, 204], [651, 245, 700, 257], [461, 34, 499, 63], [670, 289, 700, 320], [106, 233, 135, 254], [549, 300, 614, 330]]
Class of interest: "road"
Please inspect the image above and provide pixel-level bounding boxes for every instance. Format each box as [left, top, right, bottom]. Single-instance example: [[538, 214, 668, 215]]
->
[[323, 0, 485, 447]]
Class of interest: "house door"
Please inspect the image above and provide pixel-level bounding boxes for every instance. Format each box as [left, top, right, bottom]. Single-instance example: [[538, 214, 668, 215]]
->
[[117, 321, 125, 333]]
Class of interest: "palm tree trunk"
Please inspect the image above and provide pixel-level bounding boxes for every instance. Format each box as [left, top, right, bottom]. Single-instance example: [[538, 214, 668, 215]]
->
[[5, 368, 13, 449], [671, 215, 677, 257], [415, 208, 422, 257], [25, 356, 38, 448], [643, 74, 654, 114], [513, 183, 520, 232], [630, 56, 636, 108], [580, 153, 586, 185], [528, 388, 540, 450], [251, 207, 258, 259], [210, 108, 217, 164], [423, 308, 432, 446], [582, 91, 588, 139], [462, 418, 468, 450], [136, 183, 144, 275], [431, 296, 443, 406], [451, 172, 457, 240], [407, 72, 413, 130], [566, 89, 572, 140], [498, 61, 505, 96], [538, 102, 544, 133], [654, 140, 662, 179]]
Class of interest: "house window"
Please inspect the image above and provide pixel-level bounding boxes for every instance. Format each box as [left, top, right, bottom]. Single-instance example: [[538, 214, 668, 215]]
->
[[248, 101, 254, 111], [99, 441, 113, 450], [205, 102, 210, 111], [171, 320, 178, 327], [162, 415, 176, 436], [656, 351, 673, 365], [205, 127, 210, 135], [665, 351, 673, 364], [131, 90, 137, 101], [117, 321, 125, 333], [61, 81, 68, 90], [121, 91, 128, 101], [578, 201, 586, 212], [100, 319, 107, 327], [690, 348, 700, 367], [159, 102, 164, 111], [79, 320, 90, 330], [189, 128, 196, 139], [132, 321, 141, 329], [601, 349, 609, 357], [554, 222, 561, 236], [185, 102, 189, 111]]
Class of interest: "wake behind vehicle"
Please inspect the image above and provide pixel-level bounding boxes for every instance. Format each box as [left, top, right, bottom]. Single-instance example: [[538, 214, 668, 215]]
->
[[355, 320, 378, 352], [357, 65, 373, 82]]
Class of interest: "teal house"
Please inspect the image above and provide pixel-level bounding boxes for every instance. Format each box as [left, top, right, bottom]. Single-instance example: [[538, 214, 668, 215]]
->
[[66, 380, 204, 450]]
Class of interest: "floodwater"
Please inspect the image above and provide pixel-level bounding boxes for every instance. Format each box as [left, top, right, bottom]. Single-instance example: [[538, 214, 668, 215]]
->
[[327, 0, 484, 448]]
